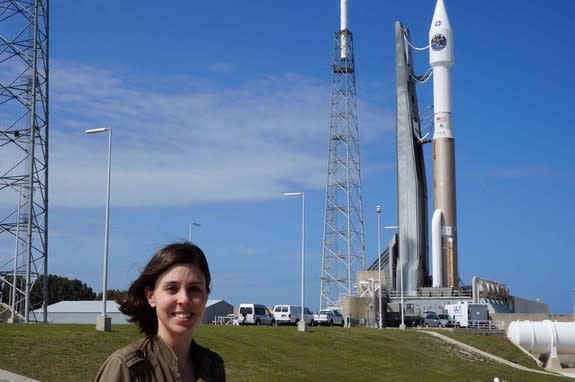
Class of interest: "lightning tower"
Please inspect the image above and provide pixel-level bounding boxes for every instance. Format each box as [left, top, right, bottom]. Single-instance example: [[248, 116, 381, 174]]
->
[[320, 0, 366, 309], [0, 0, 49, 323]]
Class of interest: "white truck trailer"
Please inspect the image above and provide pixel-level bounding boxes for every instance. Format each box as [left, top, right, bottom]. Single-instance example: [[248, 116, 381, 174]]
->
[[445, 301, 489, 328]]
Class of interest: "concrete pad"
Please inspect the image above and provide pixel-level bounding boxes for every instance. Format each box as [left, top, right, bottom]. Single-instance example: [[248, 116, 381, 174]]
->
[[0, 369, 41, 382]]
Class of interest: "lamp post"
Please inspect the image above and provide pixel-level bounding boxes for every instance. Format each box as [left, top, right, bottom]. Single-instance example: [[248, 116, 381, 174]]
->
[[189, 222, 200, 242], [385, 225, 404, 329], [572, 288, 575, 321], [86, 127, 112, 332], [376, 205, 382, 329], [284, 192, 306, 332]]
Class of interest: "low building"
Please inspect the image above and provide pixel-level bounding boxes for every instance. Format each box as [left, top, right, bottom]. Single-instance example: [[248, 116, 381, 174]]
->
[[34, 300, 128, 324], [33, 299, 233, 325], [202, 300, 234, 324]]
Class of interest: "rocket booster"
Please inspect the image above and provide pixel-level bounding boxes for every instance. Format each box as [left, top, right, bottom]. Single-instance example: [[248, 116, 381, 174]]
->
[[429, 0, 458, 287]]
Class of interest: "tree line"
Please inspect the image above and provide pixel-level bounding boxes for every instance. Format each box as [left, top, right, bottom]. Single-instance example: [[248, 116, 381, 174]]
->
[[0, 274, 127, 308]]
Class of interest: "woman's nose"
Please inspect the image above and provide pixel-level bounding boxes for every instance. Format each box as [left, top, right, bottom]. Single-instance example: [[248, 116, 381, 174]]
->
[[177, 289, 190, 304]]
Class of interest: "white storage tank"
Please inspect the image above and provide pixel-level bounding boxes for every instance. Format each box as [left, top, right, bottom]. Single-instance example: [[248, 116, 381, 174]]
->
[[507, 320, 575, 356]]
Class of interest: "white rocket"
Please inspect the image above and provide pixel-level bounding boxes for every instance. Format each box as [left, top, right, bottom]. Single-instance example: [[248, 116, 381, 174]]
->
[[429, 0, 458, 288]]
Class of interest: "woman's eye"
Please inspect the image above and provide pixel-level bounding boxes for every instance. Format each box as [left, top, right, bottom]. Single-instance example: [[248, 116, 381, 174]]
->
[[189, 286, 206, 295]]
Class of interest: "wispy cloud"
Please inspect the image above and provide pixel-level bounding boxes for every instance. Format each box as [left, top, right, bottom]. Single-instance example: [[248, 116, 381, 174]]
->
[[49, 61, 392, 208]]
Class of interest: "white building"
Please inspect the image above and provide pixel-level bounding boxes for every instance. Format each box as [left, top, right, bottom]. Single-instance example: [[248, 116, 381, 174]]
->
[[33, 299, 233, 325], [34, 300, 128, 324]]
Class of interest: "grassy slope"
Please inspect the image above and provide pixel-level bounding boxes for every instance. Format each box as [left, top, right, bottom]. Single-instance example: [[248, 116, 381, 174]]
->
[[0, 324, 568, 382], [439, 330, 542, 369]]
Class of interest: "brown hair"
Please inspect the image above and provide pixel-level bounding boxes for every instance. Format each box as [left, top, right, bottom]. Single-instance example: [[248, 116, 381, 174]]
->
[[118, 242, 211, 335]]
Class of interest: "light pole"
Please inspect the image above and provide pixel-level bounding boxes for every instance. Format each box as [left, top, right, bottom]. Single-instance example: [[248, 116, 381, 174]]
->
[[284, 192, 306, 332], [86, 127, 112, 332], [385, 225, 404, 329], [189, 222, 200, 242], [376, 205, 382, 329], [572, 288, 575, 321]]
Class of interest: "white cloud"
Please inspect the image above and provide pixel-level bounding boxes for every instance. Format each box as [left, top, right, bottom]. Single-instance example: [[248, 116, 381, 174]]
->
[[49, 62, 392, 208]]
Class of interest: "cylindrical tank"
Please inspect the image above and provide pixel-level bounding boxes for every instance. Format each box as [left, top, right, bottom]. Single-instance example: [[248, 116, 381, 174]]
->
[[507, 320, 575, 355]]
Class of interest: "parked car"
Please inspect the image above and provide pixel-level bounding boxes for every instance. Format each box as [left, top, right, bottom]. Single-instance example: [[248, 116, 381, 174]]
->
[[437, 313, 455, 327], [273, 305, 315, 325], [238, 303, 275, 326], [423, 311, 453, 328], [313, 309, 345, 326], [304, 307, 315, 326]]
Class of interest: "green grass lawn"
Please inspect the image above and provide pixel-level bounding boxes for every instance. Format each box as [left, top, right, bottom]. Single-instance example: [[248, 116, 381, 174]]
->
[[0, 324, 568, 381]]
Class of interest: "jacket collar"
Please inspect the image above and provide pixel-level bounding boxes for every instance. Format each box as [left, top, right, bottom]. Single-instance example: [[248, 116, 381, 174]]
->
[[149, 335, 213, 381]]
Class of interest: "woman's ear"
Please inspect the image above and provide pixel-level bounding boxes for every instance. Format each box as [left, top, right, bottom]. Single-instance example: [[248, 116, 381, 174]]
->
[[145, 287, 156, 308]]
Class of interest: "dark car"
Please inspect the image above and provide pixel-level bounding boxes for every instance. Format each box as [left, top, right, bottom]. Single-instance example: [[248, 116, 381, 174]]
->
[[423, 312, 454, 328], [437, 313, 454, 327]]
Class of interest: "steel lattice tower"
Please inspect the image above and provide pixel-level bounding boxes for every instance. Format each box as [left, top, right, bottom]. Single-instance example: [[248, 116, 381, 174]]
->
[[0, 0, 49, 323], [320, 29, 366, 309]]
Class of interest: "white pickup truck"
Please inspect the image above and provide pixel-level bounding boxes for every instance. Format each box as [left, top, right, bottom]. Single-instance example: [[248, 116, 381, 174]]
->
[[313, 309, 345, 326]]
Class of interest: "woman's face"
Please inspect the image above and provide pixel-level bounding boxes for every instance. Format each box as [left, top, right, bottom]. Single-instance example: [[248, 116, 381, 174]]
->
[[145, 263, 208, 343]]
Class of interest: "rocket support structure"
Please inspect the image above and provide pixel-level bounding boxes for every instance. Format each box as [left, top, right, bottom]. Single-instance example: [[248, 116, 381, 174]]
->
[[395, 22, 429, 295]]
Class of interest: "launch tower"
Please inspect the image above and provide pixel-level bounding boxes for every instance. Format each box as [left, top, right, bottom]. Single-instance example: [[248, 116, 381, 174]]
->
[[320, 0, 366, 309], [0, 0, 49, 323], [395, 21, 429, 295]]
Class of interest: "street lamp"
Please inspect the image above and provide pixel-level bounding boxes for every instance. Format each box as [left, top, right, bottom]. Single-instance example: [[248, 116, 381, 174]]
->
[[384, 225, 404, 329], [572, 288, 575, 321], [189, 222, 200, 242], [86, 127, 112, 332], [376, 205, 382, 329], [284, 192, 306, 332]]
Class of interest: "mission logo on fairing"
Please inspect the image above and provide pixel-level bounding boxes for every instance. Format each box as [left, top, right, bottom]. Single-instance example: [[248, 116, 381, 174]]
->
[[430, 34, 447, 51]]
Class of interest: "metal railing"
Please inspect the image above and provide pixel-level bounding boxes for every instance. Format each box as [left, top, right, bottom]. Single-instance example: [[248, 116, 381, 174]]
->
[[386, 288, 472, 299], [212, 314, 237, 325]]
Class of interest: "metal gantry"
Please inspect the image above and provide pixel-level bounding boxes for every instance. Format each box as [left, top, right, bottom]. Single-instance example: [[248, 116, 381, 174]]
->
[[320, 29, 366, 309], [0, 0, 49, 323]]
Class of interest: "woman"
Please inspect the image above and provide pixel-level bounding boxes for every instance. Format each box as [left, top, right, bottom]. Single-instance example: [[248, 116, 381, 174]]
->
[[95, 242, 226, 381]]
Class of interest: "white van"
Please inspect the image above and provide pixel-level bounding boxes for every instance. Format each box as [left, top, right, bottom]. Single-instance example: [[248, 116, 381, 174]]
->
[[238, 303, 275, 326], [273, 304, 314, 325]]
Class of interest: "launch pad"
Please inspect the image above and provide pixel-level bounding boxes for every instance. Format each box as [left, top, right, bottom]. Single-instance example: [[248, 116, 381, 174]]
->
[[339, 1, 547, 327]]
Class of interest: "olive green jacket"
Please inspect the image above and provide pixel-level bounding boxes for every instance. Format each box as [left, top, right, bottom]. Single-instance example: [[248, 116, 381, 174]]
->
[[94, 335, 226, 382]]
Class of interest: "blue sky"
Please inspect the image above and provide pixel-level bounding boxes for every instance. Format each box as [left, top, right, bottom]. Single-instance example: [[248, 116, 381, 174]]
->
[[39, 1, 575, 313]]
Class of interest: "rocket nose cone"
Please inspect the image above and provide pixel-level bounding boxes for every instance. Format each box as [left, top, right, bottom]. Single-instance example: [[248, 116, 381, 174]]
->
[[430, 0, 451, 30]]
